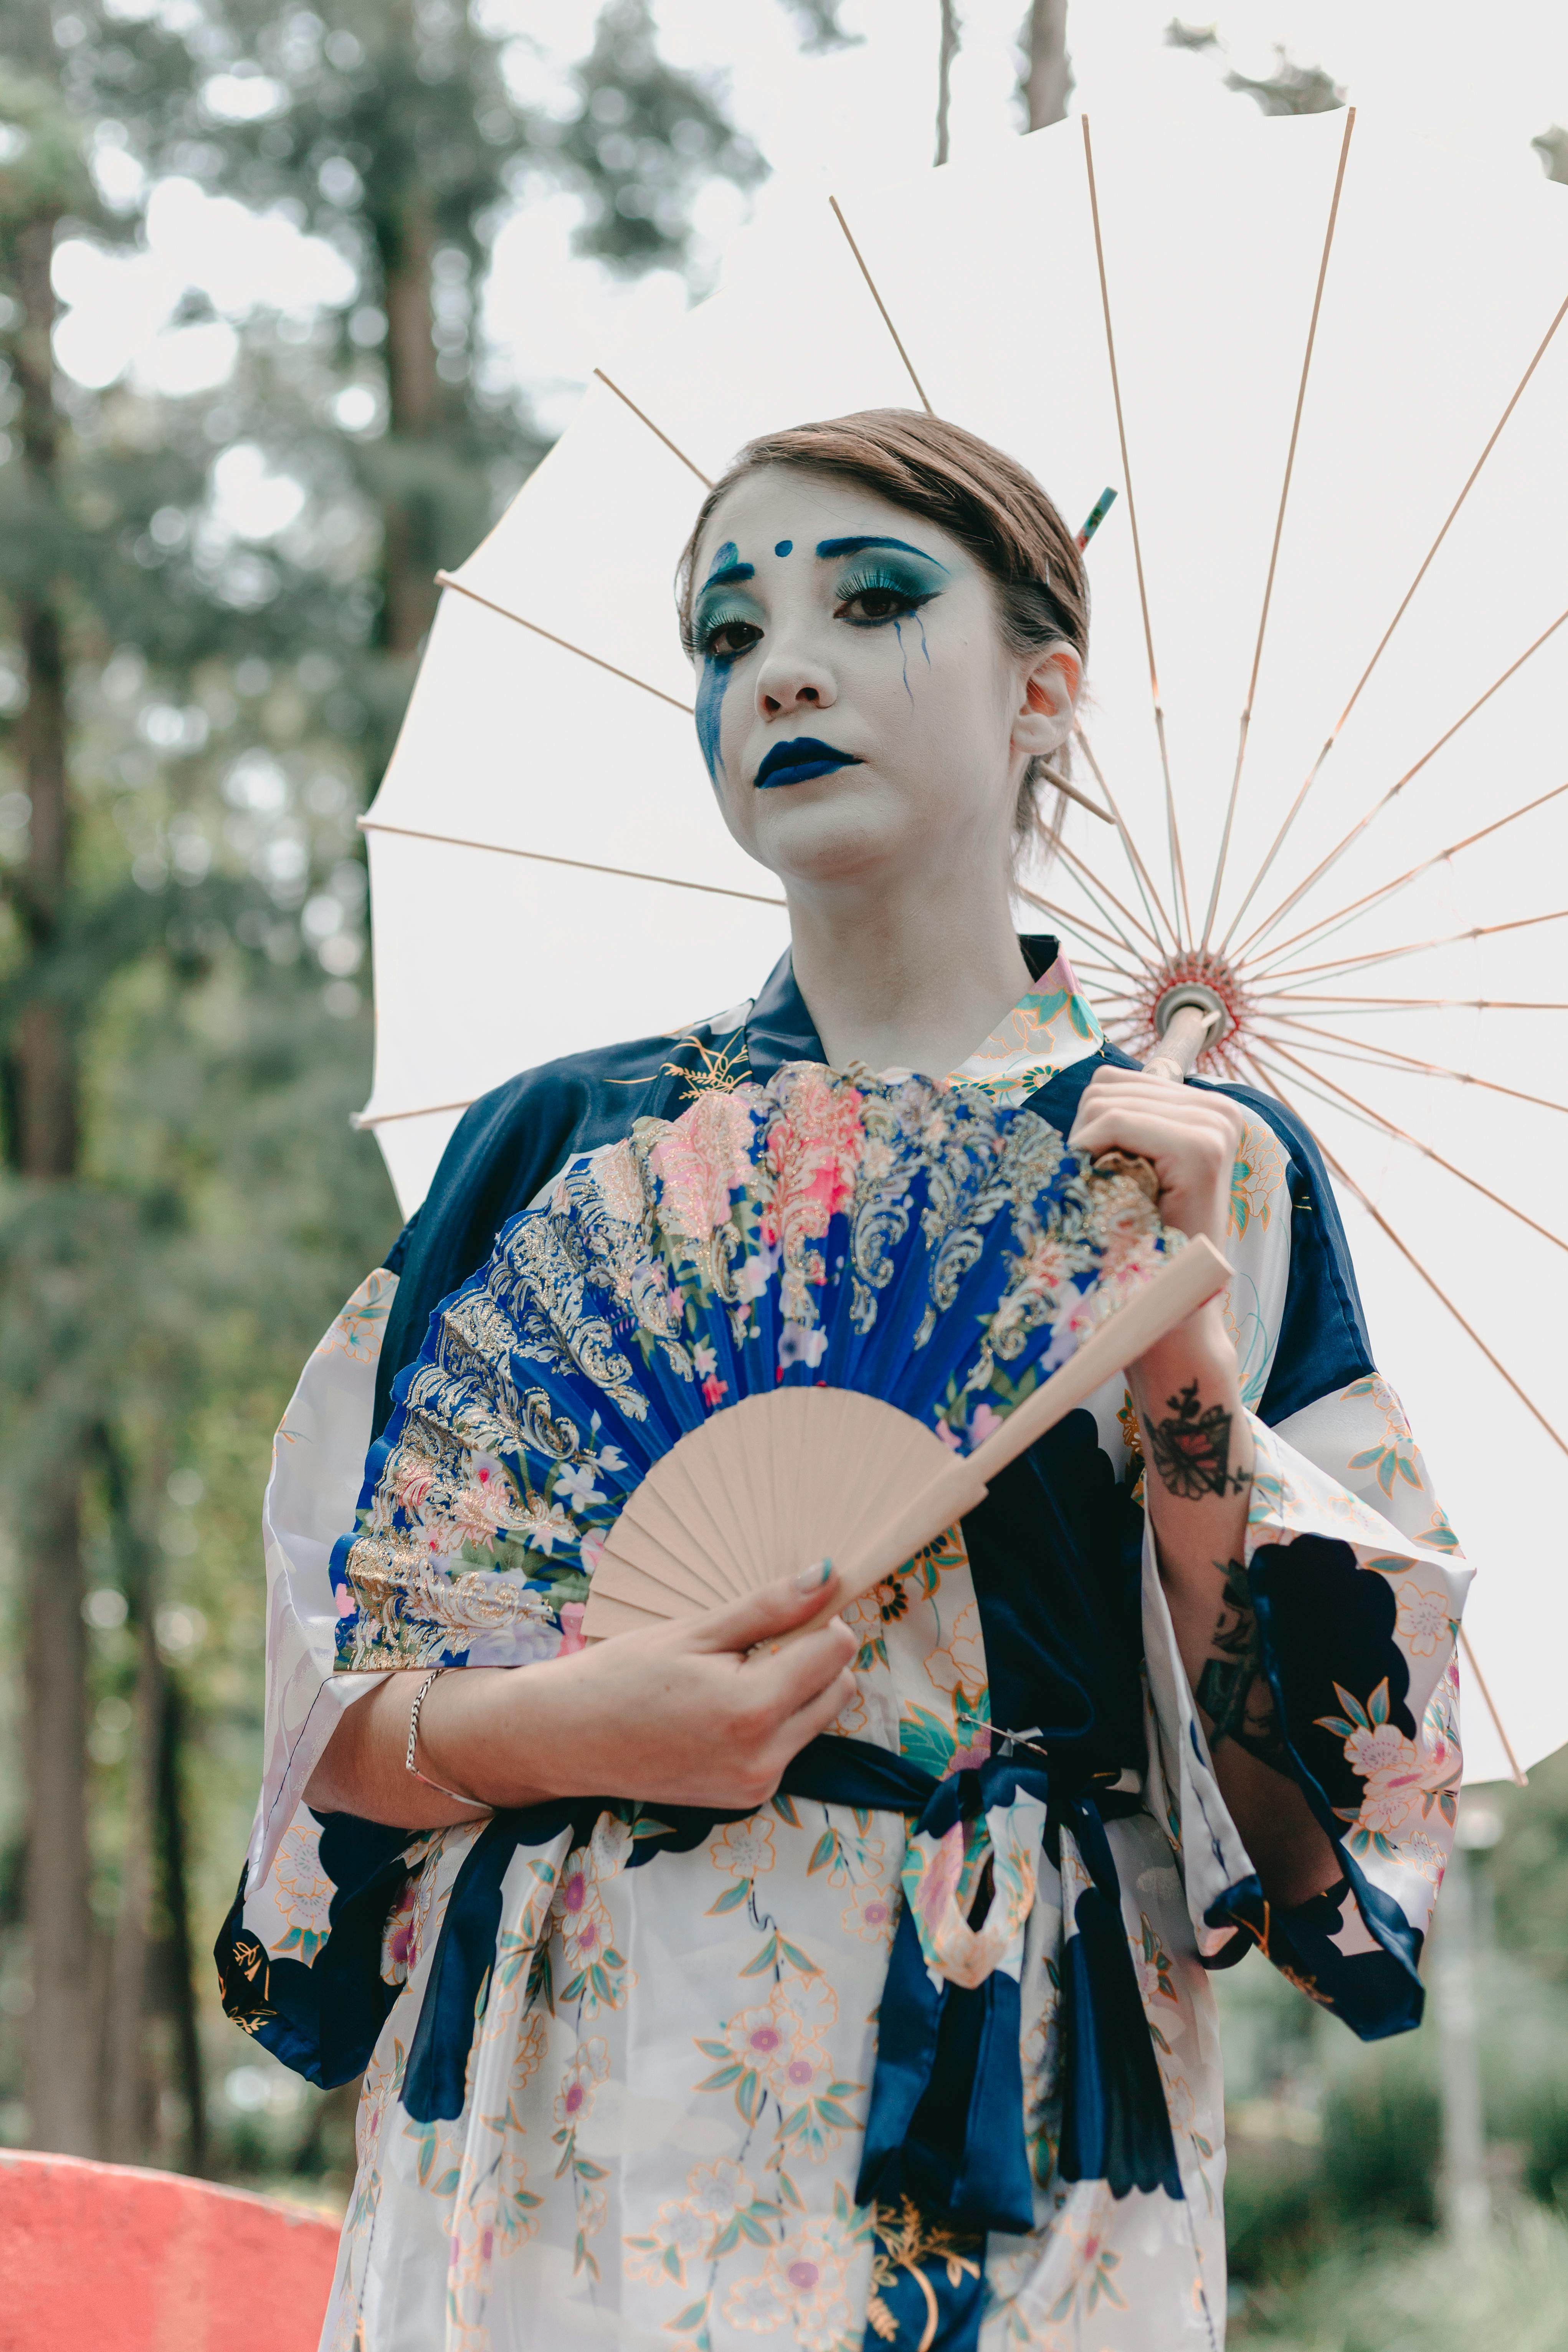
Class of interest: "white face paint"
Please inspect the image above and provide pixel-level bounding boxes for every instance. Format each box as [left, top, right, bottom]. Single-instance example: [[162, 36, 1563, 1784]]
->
[[689, 468, 1080, 901]]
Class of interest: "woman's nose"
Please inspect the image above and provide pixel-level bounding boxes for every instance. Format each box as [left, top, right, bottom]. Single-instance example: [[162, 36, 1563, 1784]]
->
[[755, 643, 836, 719]]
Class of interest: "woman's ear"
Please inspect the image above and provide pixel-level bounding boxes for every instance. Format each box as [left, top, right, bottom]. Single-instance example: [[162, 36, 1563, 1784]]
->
[[1012, 645, 1081, 761]]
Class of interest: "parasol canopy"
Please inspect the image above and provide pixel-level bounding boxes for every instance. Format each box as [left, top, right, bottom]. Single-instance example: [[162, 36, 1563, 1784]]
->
[[359, 110, 1568, 1785]]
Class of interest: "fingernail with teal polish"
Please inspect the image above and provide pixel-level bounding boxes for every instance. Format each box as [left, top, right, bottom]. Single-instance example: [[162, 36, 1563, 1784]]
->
[[795, 1558, 833, 1592]]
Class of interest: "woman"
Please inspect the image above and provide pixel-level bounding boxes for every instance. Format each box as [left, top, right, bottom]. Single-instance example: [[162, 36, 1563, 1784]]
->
[[220, 413, 1469, 2351]]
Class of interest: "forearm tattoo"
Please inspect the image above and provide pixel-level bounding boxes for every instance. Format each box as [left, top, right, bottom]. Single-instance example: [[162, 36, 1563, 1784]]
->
[[1145, 1380, 1249, 1501], [1195, 1559, 1291, 1776]]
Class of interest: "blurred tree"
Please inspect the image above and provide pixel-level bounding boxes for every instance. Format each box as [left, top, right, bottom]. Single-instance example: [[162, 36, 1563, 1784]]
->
[[935, 0, 960, 167], [1019, 0, 1071, 133], [1534, 127, 1568, 185], [0, 0, 765, 2172], [778, 2, 863, 55], [1163, 22, 1345, 116], [0, 53, 114, 2160]]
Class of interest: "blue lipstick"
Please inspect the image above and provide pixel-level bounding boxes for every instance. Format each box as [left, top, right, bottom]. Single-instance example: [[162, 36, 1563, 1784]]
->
[[753, 738, 862, 790]]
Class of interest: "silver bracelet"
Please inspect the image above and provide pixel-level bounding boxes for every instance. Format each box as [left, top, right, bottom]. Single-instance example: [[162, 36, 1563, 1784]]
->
[[405, 1667, 491, 1812]]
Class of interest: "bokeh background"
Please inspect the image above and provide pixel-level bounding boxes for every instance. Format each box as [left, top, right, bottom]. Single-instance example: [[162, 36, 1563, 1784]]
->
[[2, 5, 1566, 2344]]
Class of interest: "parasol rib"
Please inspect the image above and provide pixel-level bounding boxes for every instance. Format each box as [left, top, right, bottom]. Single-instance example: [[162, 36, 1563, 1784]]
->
[[827, 197, 934, 415], [1263, 993, 1568, 1012], [352, 1097, 477, 1131], [1259, 1034, 1568, 1256], [1256, 908, 1568, 992], [1241, 1049, 1566, 1493], [433, 573, 695, 712], [1261, 1015, 1568, 1117], [1053, 830, 1161, 951], [1035, 764, 1116, 823], [1456, 1632, 1528, 1789], [1072, 725, 1178, 951], [358, 817, 787, 907], [1081, 115, 1193, 943], [1246, 778, 1568, 979], [592, 368, 714, 486], [1201, 108, 1355, 952], [1241, 1044, 1555, 1784], [1014, 890, 1142, 978], [1220, 280, 1568, 954], [1236, 601, 1568, 958]]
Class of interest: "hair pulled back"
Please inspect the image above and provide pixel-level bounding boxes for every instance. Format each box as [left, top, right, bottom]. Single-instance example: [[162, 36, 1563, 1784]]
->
[[675, 408, 1088, 855]]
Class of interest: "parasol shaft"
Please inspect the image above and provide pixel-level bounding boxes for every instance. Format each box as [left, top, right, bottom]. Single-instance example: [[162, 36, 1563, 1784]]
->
[[1143, 1001, 1223, 1084]]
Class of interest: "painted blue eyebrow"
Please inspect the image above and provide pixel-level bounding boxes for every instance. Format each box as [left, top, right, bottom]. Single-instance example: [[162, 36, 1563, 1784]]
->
[[701, 541, 754, 589], [815, 535, 949, 570]]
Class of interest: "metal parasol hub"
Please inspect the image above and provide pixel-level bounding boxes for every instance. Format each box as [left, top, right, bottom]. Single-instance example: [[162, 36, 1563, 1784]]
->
[[1123, 955, 1251, 1079]]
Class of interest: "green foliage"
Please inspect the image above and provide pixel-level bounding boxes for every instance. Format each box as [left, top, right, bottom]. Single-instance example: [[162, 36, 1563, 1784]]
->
[[0, 0, 761, 2178], [1234, 2209, 1568, 2350]]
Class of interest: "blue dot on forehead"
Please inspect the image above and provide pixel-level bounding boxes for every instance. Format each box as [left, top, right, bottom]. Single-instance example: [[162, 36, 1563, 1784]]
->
[[774, 540, 793, 558]]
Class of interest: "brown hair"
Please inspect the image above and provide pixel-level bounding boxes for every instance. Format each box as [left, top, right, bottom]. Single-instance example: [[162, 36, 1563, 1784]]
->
[[675, 408, 1088, 854]]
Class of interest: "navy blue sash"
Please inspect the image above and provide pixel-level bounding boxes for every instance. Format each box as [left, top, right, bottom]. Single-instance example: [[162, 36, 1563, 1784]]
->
[[402, 1735, 1180, 2235]]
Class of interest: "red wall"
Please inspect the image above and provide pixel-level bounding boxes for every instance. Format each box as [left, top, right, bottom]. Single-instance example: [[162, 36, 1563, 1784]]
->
[[0, 2150, 340, 2351]]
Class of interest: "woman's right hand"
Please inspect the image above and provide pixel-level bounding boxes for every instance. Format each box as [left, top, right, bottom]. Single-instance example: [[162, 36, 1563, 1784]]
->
[[306, 1561, 860, 1828]]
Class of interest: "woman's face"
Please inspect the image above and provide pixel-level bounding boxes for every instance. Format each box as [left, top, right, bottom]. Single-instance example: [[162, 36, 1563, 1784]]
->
[[688, 467, 1079, 895]]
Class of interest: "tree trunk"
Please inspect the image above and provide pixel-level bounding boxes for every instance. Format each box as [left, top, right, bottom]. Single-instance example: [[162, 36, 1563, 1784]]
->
[[934, 1, 960, 167], [1022, 0, 1071, 130], [380, 191, 441, 657], [103, 1605, 159, 2162], [24, 1476, 96, 2154], [12, 206, 97, 2156], [157, 1675, 207, 2173]]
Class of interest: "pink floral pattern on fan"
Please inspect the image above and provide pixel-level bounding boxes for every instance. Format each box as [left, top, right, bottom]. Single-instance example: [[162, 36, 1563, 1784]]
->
[[646, 1090, 761, 1243], [762, 1065, 867, 1325]]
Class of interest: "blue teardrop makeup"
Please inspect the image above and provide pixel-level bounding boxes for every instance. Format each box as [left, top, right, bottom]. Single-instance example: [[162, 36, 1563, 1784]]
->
[[693, 540, 763, 786]]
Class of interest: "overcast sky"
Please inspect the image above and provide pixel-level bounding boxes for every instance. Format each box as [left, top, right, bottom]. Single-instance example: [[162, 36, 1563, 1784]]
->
[[54, 0, 1568, 434]]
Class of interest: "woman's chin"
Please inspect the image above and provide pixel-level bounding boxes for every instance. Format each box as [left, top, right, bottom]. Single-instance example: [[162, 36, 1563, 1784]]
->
[[741, 782, 915, 889]]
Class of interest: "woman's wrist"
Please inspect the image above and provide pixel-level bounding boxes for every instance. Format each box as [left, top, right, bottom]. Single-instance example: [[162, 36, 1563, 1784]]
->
[[416, 1660, 568, 1812]]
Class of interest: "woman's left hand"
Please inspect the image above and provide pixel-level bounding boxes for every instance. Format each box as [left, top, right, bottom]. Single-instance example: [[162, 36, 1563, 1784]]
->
[[1067, 1063, 1246, 1254]]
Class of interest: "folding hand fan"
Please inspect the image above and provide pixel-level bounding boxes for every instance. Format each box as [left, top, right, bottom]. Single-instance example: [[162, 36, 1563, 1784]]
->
[[357, 1061, 1226, 1653]]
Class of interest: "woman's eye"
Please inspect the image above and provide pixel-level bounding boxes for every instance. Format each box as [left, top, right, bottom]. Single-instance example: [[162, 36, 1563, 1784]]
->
[[835, 578, 933, 627], [703, 619, 763, 660]]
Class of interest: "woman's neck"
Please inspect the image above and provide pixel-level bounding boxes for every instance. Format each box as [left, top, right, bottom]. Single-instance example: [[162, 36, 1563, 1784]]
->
[[784, 862, 1034, 1079]]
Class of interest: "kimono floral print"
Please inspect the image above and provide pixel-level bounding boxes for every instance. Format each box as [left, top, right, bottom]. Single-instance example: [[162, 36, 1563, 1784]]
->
[[217, 955, 1471, 2352]]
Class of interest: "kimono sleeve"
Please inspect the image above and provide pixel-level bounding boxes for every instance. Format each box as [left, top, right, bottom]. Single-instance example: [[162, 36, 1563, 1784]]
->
[[214, 1268, 459, 2084], [1139, 1100, 1472, 2038]]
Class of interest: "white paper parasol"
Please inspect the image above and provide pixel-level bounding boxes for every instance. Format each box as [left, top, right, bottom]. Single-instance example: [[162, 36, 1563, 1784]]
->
[[358, 111, 1568, 1784]]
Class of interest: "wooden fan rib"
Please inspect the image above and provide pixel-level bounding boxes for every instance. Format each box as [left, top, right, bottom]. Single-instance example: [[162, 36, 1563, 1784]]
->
[[796, 1239, 1231, 1635], [654, 1434, 758, 1597]]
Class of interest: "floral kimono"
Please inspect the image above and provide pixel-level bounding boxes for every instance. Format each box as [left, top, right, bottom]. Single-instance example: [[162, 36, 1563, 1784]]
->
[[218, 939, 1469, 2352]]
